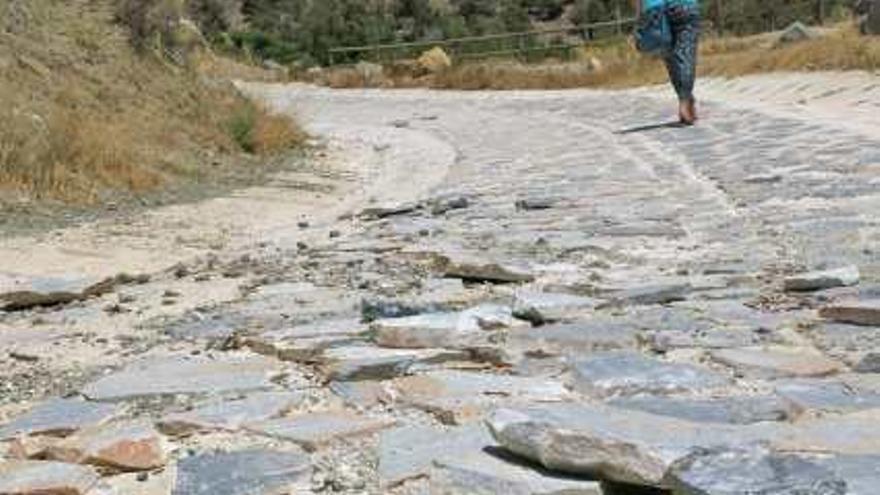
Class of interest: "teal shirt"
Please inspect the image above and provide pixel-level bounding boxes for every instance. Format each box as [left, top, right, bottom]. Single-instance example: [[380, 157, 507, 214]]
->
[[643, 0, 696, 8]]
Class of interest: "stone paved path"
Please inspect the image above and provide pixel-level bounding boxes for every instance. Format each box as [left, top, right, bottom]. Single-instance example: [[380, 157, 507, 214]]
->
[[3, 75, 880, 494]]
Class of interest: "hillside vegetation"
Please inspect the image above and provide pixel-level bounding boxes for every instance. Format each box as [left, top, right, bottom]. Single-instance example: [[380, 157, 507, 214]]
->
[[206, 0, 854, 65], [0, 0, 303, 204]]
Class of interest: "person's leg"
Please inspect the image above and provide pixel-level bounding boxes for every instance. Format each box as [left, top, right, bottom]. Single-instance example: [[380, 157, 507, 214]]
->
[[664, 3, 700, 123]]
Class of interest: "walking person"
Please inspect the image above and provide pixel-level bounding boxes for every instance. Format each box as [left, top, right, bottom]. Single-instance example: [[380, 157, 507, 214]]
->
[[634, 0, 701, 124]]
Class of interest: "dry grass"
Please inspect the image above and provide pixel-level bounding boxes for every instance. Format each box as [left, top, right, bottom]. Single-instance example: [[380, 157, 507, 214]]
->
[[320, 24, 880, 91], [0, 0, 304, 203]]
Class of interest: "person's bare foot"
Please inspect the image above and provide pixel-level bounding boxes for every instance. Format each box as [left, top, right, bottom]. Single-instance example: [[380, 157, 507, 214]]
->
[[679, 98, 697, 125]]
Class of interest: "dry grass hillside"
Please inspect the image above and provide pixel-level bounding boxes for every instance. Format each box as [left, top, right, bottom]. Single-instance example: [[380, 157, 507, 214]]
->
[[0, 0, 304, 204]]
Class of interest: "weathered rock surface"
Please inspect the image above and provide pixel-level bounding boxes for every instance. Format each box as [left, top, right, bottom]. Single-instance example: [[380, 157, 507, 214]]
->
[[158, 392, 304, 436], [569, 351, 731, 398], [173, 449, 311, 495], [45, 421, 166, 472], [319, 345, 467, 381], [379, 424, 494, 487], [820, 300, 880, 326], [815, 454, 880, 495], [665, 447, 847, 495], [0, 398, 121, 439], [775, 378, 880, 413], [784, 265, 860, 292], [0, 460, 100, 495], [372, 305, 515, 349], [712, 347, 843, 379], [608, 394, 796, 424], [486, 404, 771, 486], [248, 411, 395, 451], [437, 253, 535, 283], [82, 354, 284, 401], [431, 450, 605, 495], [602, 283, 690, 307], [507, 319, 639, 357], [512, 291, 599, 324], [390, 370, 570, 424]]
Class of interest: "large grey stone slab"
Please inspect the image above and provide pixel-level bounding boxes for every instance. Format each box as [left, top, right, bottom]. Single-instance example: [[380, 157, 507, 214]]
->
[[775, 378, 880, 413], [711, 347, 843, 379], [665, 447, 847, 495], [173, 449, 311, 495], [820, 300, 880, 326], [158, 392, 305, 436], [372, 305, 517, 349], [319, 345, 467, 381], [609, 395, 795, 424], [0, 398, 122, 439], [815, 455, 880, 495], [248, 411, 395, 452], [512, 291, 599, 324], [569, 352, 731, 398], [775, 409, 880, 455], [487, 403, 775, 487], [82, 355, 284, 401], [784, 266, 860, 292], [0, 460, 100, 495], [507, 319, 639, 357], [390, 370, 570, 424], [379, 424, 493, 487], [431, 450, 605, 495]]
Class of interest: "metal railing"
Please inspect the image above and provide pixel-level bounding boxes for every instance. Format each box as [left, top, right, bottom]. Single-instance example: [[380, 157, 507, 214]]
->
[[327, 18, 637, 66]]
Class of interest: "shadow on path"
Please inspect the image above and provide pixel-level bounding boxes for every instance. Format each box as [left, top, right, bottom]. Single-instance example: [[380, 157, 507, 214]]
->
[[614, 120, 689, 135]]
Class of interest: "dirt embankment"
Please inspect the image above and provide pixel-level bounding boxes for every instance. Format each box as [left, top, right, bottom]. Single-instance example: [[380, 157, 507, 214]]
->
[[0, 0, 303, 225]]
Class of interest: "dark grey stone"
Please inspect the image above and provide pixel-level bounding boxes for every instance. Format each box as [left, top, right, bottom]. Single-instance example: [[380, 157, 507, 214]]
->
[[379, 424, 493, 487], [609, 395, 795, 424], [666, 447, 846, 495], [173, 449, 311, 495], [603, 283, 690, 307], [508, 319, 639, 357], [0, 398, 121, 439], [569, 352, 730, 398]]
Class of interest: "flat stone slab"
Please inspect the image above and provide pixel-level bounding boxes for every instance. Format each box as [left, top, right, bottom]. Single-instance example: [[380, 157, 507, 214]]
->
[[775, 378, 880, 413], [379, 424, 493, 487], [602, 282, 691, 307], [390, 370, 570, 424], [820, 300, 880, 326], [487, 403, 776, 487], [609, 394, 796, 424], [711, 347, 843, 379], [173, 449, 311, 495], [329, 381, 391, 408], [158, 392, 305, 436], [432, 450, 605, 495], [248, 411, 395, 452], [82, 354, 283, 401], [46, 420, 166, 472], [319, 345, 467, 381], [665, 447, 847, 494], [815, 455, 880, 495], [0, 460, 100, 495], [569, 351, 731, 398], [512, 291, 600, 324], [784, 265, 860, 292], [507, 319, 639, 357], [0, 398, 122, 439], [775, 409, 880, 455], [437, 252, 535, 283], [372, 305, 514, 349]]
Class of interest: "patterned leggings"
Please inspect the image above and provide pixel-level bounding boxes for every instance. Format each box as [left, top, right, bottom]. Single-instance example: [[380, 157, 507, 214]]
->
[[663, 2, 700, 102]]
